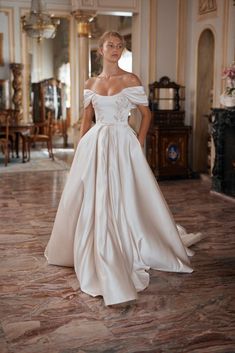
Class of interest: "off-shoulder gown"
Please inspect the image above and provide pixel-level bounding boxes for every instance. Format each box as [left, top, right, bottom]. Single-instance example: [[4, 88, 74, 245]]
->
[[45, 86, 202, 306]]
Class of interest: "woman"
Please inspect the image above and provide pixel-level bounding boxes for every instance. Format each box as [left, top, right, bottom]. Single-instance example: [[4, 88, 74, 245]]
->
[[45, 31, 202, 306]]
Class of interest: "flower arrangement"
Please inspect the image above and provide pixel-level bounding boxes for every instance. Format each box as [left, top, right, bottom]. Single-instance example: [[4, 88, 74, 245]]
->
[[222, 62, 235, 97], [220, 62, 235, 107]]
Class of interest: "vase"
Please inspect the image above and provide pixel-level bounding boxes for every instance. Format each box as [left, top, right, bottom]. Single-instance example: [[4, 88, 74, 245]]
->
[[220, 94, 235, 108]]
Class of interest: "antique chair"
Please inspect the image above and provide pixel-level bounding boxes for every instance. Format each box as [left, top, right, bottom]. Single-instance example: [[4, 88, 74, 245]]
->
[[0, 112, 11, 166], [22, 111, 54, 161]]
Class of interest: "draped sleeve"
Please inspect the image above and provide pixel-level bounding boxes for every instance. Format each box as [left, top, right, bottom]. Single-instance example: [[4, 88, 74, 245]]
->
[[123, 86, 149, 109], [84, 89, 95, 108]]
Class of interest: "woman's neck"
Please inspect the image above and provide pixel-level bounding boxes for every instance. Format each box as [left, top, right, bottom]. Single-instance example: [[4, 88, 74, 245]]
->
[[99, 62, 122, 79]]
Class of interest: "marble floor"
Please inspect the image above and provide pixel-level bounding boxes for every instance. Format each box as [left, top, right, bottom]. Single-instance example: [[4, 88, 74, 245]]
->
[[0, 150, 234, 353]]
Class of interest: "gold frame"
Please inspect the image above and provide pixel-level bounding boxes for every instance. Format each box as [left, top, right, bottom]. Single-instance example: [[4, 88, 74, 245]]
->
[[198, 0, 217, 15]]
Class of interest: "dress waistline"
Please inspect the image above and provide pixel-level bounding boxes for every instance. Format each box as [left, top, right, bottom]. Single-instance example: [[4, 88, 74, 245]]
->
[[96, 121, 128, 126]]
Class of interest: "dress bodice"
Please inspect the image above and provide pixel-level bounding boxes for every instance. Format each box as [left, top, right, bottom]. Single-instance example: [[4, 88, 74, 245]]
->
[[84, 86, 148, 125]]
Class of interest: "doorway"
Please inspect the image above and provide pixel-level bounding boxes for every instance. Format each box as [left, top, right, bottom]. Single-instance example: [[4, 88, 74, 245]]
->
[[194, 28, 215, 173]]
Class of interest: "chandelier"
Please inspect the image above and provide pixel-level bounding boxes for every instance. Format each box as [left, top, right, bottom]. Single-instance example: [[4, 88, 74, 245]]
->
[[21, 0, 60, 42]]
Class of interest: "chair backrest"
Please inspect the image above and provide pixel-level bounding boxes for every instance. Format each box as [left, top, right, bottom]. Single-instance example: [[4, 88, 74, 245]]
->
[[32, 110, 54, 137], [0, 111, 10, 141]]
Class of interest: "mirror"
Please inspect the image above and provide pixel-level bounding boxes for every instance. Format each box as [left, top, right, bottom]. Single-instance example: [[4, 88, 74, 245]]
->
[[149, 76, 185, 111], [156, 88, 175, 110], [24, 16, 71, 146]]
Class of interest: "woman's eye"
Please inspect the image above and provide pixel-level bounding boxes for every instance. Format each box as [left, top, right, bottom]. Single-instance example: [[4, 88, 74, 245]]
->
[[106, 43, 123, 49]]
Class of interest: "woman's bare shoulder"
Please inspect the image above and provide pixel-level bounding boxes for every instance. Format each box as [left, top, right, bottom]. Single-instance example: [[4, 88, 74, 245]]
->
[[122, 72, 142, 87], [84, 77, 97, 90]]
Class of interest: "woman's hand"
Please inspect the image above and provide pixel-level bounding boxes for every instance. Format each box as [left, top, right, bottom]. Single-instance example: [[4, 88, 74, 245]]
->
[[138, 136, 145, 148], [137, 105, 152, 147]]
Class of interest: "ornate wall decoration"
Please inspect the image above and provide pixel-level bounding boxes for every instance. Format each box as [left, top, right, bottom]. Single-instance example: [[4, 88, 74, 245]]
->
[[199, 0, 217, 15]]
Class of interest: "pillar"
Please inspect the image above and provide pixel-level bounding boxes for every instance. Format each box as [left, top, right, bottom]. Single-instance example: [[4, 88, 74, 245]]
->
[[9, 63, 24, 121], [72, 10, 96, 146]]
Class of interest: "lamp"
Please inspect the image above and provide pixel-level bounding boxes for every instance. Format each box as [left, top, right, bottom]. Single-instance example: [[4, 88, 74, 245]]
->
[[21, 0, 60, 42]]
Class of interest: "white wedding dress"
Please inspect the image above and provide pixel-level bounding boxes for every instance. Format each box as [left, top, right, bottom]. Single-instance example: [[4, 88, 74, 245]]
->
[[45, 86, 202, 306]]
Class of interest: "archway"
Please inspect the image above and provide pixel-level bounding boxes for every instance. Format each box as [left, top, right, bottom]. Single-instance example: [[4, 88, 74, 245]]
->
[[194, 28, 215, 173]]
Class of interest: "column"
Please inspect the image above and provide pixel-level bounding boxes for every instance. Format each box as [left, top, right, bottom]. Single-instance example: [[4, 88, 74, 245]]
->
[[72, 10, 96, 146], [149, 0, 157, 83], [176, 0, 187, 86], [9, 63, 24, 121]]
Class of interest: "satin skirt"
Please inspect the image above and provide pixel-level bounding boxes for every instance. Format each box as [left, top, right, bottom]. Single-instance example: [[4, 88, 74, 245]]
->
[[45, 123, 201, 305]]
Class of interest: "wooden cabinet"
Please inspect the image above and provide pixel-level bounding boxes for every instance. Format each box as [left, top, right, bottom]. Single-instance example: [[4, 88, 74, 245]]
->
[[31, 78, 68, 147], [146, 77, 191, 179], [146, 124, 191, 179]]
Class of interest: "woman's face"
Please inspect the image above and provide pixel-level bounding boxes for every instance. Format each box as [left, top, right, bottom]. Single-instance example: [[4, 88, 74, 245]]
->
[[100, 36, 124, 62]]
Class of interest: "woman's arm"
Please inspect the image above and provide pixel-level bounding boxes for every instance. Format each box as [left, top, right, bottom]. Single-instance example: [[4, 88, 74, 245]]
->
[[137, 105, 152, 147], [80, 77, 96, 139], [122, 73, 152, 146], [80, 103, 94, 139]]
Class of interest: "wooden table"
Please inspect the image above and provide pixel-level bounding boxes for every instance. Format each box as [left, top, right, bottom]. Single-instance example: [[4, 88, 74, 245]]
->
[[0, 121, 34, 162]]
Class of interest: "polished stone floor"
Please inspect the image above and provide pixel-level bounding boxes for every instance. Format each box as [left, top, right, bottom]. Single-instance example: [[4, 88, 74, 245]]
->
[[0, 151, 234, 353]]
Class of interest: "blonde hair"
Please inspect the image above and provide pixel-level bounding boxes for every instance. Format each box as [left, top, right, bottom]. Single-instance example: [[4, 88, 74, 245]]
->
[[94, 31, 125, 73], [97, 31, 125, 51]]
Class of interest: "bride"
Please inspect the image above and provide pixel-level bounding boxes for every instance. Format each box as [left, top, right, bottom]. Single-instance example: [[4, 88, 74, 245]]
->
[[45, 31, 202, 306]]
